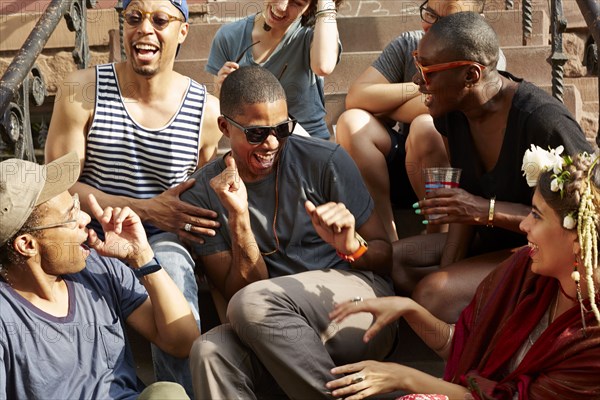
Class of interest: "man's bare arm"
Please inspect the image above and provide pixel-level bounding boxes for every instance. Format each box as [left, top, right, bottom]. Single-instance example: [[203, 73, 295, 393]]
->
[[198, 94, 222, 167]]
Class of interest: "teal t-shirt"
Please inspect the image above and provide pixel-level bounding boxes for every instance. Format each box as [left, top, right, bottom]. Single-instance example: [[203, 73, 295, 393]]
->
[[206, 15, 340, 139]]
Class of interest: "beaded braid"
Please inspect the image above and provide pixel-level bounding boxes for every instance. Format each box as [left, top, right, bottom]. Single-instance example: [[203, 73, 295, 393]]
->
[[576, 159, 600, 324]]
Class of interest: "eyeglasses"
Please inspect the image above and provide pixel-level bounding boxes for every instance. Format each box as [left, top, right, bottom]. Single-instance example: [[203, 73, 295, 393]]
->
[[419, 0, 441, 24], [122, 9, 184, 30], [30, 194, 80, 232], [235, 41, 261, 63], [412, 50, 486, 85], [223, 115, 297, 145]]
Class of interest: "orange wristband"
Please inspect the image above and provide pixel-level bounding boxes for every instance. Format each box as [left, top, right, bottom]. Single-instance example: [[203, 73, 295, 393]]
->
[[336, 233, 368, 262]]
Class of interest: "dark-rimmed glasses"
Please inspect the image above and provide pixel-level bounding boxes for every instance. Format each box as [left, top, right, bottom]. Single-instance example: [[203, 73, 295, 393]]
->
[[29, 194, 80, 232], [419, 0, 441, 24], [412, 50, 486, 85], [223, 115, 297, 145], [122, 9, 184, 30]]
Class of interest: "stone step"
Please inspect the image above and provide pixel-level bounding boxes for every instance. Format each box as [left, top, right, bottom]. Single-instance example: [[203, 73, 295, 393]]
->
[[200, 0, 548, 19], [584, 101, 599, 114], [566, 76, 599, 102], [170, 44, 556, 95], [581, 101, 599, 140], [324, 46, 555, 92], [201, 0, 585, 29], [161, 9, 550, 63]]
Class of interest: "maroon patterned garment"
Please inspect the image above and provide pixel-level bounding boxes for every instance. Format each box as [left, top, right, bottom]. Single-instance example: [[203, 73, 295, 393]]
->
[[444, 247, 600, 399]]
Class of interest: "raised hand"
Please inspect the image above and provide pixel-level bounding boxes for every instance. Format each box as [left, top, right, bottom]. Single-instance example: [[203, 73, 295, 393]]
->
[[210, 155, 249, 215], [216, 61, 239, 88], [304, 200, 358, 255], [87, 194, 153, 265]]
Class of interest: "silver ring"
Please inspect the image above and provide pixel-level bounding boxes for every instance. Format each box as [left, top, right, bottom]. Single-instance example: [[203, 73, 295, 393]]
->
[[184, 223, 193, 232], [351, 296, 363, 303], [351, 374, 364, 384]]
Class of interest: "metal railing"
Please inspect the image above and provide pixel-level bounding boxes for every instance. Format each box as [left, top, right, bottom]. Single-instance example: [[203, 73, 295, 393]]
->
[[575, 0, 600, 143], [505, 0, 599, 144], [0, 0, 95, 161]]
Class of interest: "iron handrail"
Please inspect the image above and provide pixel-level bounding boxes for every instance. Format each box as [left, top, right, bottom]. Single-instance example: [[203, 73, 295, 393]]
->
[[575, 0, 600, 143], [0, 0, 71, 115], [0, 0, 94, 160]]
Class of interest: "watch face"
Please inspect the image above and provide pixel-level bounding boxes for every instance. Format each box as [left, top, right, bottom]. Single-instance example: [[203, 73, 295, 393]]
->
[[355, 233, 368, 248]]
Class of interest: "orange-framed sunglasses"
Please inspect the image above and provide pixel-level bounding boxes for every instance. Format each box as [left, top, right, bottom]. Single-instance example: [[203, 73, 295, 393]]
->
[[412, 50, 486, 85]]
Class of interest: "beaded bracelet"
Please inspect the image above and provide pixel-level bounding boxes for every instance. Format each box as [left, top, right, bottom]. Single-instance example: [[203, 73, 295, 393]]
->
[[315, 9, 337, 19]]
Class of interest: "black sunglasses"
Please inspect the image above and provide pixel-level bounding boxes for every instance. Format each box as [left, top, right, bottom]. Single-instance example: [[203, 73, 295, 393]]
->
[[122, 9, 184, 30], [223, 115, 297, 145]]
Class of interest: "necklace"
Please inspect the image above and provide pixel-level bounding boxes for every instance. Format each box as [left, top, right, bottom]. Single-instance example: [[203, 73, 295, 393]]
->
[[558, 282, 577, 302], [260, 12, 272, 31], [260, 162, 280, 256]]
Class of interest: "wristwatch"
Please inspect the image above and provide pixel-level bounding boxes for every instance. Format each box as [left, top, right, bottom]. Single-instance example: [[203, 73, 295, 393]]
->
[[336, 233, 369, 263], [133, 257, 162, 278]]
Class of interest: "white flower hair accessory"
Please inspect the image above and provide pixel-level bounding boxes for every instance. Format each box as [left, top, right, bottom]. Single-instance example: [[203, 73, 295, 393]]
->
[[521, 145, 566, 188]]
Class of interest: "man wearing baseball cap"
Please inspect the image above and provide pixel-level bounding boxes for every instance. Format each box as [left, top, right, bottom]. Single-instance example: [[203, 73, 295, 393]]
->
[[44, 0, 221, 393], [0, 153, 198, 399]]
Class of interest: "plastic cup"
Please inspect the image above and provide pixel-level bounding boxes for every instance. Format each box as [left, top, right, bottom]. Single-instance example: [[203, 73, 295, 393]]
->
[[422, 167, 462, 219]]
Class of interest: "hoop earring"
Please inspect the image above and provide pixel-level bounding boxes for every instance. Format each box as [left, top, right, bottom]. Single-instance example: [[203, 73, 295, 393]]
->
[[571, 258, 588, 337]]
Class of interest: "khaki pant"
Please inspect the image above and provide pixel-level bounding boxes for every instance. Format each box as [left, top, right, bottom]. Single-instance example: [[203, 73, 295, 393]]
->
[[190, 269, 397, 400]]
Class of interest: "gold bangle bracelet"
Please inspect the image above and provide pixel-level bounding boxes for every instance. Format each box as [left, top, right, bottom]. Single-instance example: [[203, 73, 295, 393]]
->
[[487, 196, 496, 227], [433, 324, 454, 352]]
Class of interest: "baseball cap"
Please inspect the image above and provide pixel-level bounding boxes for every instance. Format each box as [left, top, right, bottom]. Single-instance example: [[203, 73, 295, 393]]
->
[[122, 0, 189, 21], [0, 152, 80, 245]]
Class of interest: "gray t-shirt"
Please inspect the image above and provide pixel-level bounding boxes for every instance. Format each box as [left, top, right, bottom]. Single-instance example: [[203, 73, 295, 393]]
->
[[207, 15, 340, 140], [0, 251, 148, 400], [182, 136, 374, 277]]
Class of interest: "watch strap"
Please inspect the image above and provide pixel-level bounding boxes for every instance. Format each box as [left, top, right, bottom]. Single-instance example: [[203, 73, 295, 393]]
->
[[133, 257, 162, 278], [336, 233, 368, 263]]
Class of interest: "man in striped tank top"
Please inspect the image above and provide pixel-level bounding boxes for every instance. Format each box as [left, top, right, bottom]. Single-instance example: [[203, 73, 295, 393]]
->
[[44, 0, 221, 396]]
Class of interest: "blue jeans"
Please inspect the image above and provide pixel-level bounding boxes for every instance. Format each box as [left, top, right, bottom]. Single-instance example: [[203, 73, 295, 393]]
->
[[149, 232, 200, 398]]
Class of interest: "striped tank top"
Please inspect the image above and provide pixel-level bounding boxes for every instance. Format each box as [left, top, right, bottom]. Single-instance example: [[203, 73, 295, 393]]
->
[[80, 63, 206, 236]]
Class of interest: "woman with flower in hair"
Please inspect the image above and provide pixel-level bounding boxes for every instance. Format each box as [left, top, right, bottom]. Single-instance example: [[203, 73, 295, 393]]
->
[[325, 147, 600, 399]]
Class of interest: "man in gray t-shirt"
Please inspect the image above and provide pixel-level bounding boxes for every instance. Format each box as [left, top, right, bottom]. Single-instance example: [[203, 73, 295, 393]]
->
[[184, 66, 397, 399], [336, 0, 505, 241]]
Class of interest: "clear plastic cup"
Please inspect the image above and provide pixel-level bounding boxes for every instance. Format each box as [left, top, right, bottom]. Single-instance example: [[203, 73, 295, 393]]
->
[[422, 167, 462, 220]]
